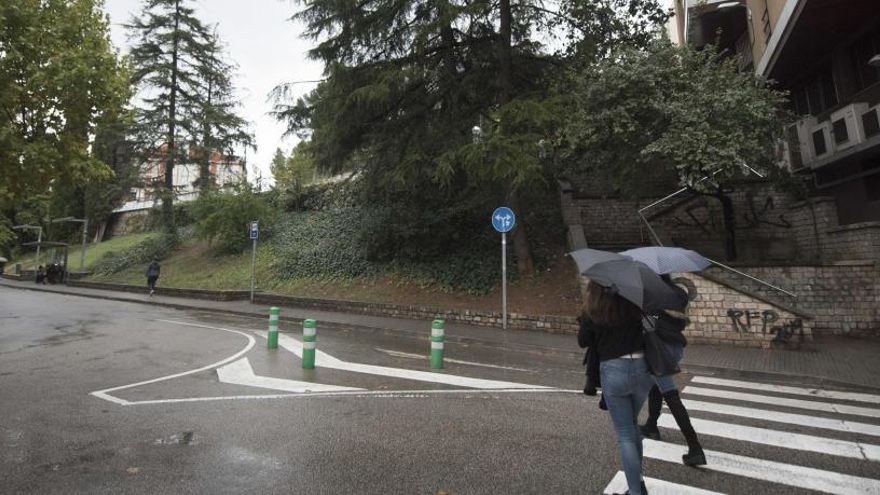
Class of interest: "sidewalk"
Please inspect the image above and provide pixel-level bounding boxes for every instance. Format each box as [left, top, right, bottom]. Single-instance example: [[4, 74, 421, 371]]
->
[[2, 278, 878, 391]]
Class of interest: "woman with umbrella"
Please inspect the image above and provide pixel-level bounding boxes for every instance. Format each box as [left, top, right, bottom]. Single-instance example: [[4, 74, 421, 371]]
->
[[573, 249, 690, 495], [620, 247, 710, 468]]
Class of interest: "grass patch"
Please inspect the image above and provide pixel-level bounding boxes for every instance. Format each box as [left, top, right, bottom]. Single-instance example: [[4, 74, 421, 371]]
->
[[12, 232, 157, 271]]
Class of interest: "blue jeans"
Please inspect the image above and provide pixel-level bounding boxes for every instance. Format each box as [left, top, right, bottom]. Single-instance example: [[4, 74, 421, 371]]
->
[[653, 343, 683, 393], [600, 357, 655, 495]]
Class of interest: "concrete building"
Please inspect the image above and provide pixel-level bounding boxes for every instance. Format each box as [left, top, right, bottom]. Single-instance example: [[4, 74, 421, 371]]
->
[[113, 146, 246, 215], [669, 0, 880, 224]]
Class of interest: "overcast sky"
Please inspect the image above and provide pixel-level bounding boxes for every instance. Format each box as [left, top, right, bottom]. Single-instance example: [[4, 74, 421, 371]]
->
[[103, 0, 324, 186]]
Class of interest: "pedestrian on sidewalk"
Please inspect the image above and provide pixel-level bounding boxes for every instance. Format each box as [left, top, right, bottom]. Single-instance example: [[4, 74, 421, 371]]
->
[[639, 276, 706, 467], [35, 265, 46, 284], [578, 281, 653, 495], [146, 257, 161, 296]]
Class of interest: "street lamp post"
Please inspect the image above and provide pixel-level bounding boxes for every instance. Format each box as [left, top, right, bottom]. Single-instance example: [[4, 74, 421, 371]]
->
[[51, 217, 88, 272], [12, 224, 43, 267]]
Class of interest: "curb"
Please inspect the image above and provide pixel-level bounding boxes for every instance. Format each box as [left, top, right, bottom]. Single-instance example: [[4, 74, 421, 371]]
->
[[3, 280, 878, 393]]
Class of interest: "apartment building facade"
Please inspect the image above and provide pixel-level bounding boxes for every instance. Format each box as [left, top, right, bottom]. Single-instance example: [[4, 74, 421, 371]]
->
[[669, 0, 880, 224]]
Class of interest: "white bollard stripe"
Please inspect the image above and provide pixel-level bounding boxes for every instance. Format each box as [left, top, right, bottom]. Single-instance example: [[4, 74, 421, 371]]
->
[[643, 439, 880, 495], [302, 341, 316, 350], [683, 386, 880, 419], [431, 342, 444, 350], [657, 414, 880, 461], [680, 399, 880, 437], [269, 315, 279, 322], [603, 471, 725, 495], [431, 328, 444, 338], [303, 328, 316, 337], [691, 376, 880, 405]]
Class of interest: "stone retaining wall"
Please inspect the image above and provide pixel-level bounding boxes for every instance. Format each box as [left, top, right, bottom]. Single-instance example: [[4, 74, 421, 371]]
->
[[678, 273, 814, 348]]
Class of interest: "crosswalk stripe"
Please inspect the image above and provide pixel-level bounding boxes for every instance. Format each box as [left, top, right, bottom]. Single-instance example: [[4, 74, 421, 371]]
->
[[681, 399, 880, 437], [657, 414, 880, 461], [692, 377, 880, 405], [683, 386, 880, 419], [603, 471, 725, 494], [643, 439, 880, 494]]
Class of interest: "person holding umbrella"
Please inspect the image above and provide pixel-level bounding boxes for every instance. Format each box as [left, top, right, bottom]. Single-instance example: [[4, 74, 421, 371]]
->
[[572, 249, 688, 495], [620, 246, 710, 467]]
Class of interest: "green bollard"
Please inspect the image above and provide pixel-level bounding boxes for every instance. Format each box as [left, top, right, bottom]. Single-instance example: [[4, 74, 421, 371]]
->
[[267, 307, 280, 349], [302, 319, 316, 369], [430, 319, 444, 369]]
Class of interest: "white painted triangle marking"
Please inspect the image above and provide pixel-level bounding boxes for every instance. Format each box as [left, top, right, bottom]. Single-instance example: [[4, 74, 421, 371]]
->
[[603, 471, 725, 495], [258, 331, 552, 390], [657, 414, 880, 461], [216, 357, 363, 393], [691, 376, 880, 404], [643, 439, 880, 494], [683, 386, 880, 418]]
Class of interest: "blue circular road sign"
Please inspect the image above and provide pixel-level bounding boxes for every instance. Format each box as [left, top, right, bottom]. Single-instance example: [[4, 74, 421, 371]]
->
[[491, 207, 516, 233]]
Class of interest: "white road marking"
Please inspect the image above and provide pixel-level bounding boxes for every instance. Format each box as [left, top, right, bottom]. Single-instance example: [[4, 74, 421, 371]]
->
[[90, 319, 256, 406], [681, 399, 880, 437], [643, 439, 880, 495], [216, 357, 363, 393], [683, 386, 880, 419], [603, 471, 724, 495], [114, 388, 584, 406], [691, 376, 880, 404], [261, 331, 552, 390], [373, 347, 533, 372], [657, 414, 880, 461]]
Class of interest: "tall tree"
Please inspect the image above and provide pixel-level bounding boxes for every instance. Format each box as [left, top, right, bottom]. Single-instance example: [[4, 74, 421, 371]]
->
[[276, 0, 668, 275], [127, 0, 251, 232], [194, 29, 253, 191], [563, 40, 791, 260], [0, 0, 128, 247]]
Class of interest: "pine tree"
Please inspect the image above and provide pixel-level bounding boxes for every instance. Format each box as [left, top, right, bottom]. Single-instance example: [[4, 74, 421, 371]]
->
[[277, 0, 668, 275], [127, 0, 251, 232]]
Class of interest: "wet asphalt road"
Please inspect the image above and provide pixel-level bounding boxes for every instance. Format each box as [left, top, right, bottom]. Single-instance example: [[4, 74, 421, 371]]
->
[[2, 286, 877, 494]]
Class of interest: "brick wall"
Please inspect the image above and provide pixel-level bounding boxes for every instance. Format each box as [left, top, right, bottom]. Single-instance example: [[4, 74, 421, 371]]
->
[[678, 273, 814, 348], [719, 263, 880, 336]]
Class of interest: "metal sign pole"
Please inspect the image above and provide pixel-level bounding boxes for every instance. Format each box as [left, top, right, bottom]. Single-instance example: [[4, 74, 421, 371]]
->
[[80, 219, 88, 272], [250, 237, 257, 304], [502, 232, 507, 330]]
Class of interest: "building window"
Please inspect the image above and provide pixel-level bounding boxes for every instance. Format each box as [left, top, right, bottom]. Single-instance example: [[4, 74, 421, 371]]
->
[[850, 27, 880, 92], [789, 64, 838, 116], [865, 173, 880, 202]]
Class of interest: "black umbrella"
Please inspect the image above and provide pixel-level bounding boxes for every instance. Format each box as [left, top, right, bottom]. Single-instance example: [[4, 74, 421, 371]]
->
[[581, 257, 687, 314]]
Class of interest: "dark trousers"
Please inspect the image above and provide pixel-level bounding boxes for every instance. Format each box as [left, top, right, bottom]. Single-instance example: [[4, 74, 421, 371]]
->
[[147, 276, 158, 291]]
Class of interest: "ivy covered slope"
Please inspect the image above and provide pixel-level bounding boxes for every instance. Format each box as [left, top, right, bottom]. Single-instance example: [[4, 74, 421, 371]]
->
[[88, 179, 581, 316]]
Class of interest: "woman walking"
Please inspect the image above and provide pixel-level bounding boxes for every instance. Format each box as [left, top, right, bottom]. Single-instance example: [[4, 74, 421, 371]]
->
[[578, 281, 655, 495], [639, 276, 706, 467]]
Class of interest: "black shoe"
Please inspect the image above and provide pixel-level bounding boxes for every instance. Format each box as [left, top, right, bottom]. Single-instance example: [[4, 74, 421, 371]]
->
[[683, 448, 707, 467], [598, 395, 608, 411], [639, 424, 661, 440]]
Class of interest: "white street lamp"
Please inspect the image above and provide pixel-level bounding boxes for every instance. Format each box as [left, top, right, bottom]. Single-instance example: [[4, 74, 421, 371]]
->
[[51, 217, 89, 272]]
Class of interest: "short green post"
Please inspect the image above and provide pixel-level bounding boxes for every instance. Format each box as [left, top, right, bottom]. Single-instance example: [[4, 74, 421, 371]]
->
[[267, 307, 279, 349], [302, 319, 317, 369], [430, 319, 445, 369]]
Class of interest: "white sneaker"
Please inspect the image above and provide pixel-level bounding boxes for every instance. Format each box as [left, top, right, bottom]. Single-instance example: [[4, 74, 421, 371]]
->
[[150, 289, 154, 296]]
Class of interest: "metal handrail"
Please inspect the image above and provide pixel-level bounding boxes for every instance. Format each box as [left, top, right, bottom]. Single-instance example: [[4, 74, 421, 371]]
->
[[636, 170, 797, 299]]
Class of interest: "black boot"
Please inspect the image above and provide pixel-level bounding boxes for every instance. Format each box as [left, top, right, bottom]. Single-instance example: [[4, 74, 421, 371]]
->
[[640, 386, 662, 440], [664, 389, 706, 466]]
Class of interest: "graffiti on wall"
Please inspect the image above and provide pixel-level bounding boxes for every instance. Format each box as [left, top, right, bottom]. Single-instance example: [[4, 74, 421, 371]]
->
[[726, 308, 805, 344], [669, 193, 792, 234]]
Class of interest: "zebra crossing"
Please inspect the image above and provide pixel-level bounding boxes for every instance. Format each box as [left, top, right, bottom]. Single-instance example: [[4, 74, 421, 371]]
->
[[603, 375, 880, 494]]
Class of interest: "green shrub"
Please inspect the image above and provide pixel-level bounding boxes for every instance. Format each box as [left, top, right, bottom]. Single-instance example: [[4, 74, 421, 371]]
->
[[92, 234, 176, 275], [190, 184, 275, 254]]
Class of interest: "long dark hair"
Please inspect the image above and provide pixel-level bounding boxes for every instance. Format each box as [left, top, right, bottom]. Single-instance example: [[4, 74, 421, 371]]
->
[[584, 281, 641, 327]]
